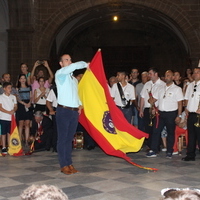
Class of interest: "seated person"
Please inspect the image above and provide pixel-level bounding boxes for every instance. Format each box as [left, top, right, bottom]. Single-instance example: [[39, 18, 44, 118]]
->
[[29, 111, 53, 151], [173, 111, 187, 154]]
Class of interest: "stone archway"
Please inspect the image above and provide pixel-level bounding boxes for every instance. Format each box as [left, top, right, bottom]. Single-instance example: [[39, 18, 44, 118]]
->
[[7, 0, 200, 80], [34, 0, 200, 67]]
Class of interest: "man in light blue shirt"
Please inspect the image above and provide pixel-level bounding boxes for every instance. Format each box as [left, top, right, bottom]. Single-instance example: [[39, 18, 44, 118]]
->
[[55, 54, 88, 175]]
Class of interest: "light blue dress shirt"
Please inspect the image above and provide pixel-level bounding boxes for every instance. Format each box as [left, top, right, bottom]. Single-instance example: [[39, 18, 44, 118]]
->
[[55, 61, 87, 107]]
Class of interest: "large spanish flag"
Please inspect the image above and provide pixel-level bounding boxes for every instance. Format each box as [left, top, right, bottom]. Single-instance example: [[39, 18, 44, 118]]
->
[[79, 50, 157, 170], [8, 115, 24, 156]]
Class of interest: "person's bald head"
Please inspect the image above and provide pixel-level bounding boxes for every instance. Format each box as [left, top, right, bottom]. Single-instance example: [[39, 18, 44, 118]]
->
[[165, 70, 174, 85]]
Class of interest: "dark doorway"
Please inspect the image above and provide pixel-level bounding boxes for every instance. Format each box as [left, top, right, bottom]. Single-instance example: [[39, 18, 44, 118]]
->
[[99, 46, 150, 78]]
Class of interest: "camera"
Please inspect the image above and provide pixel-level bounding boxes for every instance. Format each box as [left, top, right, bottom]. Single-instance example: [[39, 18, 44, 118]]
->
[[37, 60, 44, 65]]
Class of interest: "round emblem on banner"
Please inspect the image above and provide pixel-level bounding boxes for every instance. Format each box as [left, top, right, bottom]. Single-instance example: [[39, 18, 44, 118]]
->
[[102, 111, 117, 134], [11, 138, 19, 146]]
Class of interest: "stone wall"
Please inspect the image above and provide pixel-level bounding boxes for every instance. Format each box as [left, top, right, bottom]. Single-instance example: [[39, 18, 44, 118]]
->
[[7, 0, 200, 80]]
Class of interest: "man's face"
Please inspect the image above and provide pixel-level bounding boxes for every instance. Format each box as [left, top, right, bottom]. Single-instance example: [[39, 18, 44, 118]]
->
[[3, 85, 12, 95], [165, 71, 174, 84], [109, 77, 117, 87], [21, 64, 28, 73], [35, 116, 43, 123], [193, 68, 200, 81], [2, 74, 11, 82], [131, 69, 139, 79], [186, 68, 192, 75], [37, 70, 44, 78], [174, 72, 181, 81], [141, 73, 149, 84], [148, 70, 157, 81], [117, 73, 124, 82], [59, 55, 72, 68]]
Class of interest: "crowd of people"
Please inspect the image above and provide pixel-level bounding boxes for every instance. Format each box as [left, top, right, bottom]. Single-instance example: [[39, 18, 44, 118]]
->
[[0, 57, 200, 176], [108, 66, 200, 160], [0, 61, 55, 154]]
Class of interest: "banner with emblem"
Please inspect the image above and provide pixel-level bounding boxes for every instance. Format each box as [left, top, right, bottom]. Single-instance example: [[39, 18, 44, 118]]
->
[[79, 50, 157, 170], [8, 115, 24, 156]]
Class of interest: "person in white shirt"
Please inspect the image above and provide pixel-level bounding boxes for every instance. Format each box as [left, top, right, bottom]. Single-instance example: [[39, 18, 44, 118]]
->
[[0, 82, 17, 154], [111, 71, 136, 124], [146, 70, 183, 158], [136, 71, 149, 131], [182, 67, 200, 161], [139, 67, 165, 148], [46, 86, 58, 152]]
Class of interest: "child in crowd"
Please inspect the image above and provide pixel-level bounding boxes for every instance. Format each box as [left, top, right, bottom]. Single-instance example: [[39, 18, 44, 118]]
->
[[0, 82, 17, 154]]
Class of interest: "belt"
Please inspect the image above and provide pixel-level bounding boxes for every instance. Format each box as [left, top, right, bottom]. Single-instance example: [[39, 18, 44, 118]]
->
[[117, 105, 128, 109], [189, 112, 197, 114], [58, 104, 79, 111]]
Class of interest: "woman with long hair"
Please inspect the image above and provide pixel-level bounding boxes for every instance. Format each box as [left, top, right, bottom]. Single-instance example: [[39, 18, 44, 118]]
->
[[34, 77, 50, 114], [30, 60, 53, 93], [16, 74, 33, 145]]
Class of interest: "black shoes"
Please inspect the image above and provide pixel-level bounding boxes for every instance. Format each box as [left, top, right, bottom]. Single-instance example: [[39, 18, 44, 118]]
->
[[182, 156, 195, 161], [86, 146, 95, 150]]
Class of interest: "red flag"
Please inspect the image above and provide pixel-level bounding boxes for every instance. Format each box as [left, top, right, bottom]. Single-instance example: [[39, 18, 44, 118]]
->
[[79, 50, 157, 171]]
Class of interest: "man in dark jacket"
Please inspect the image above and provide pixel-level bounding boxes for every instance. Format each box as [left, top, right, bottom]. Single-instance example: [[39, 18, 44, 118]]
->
[[30, 111, 53, 151]]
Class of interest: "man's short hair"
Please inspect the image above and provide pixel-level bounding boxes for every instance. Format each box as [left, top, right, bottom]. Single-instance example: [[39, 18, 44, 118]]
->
[[148, 67, 159, 74], [141, 71, 148, 75], [2, 73, 10, 78], [59, 54, 71, 62], [174, 71, 181, 76], [194, 67, 200, 71], [131, 68, 139, 72], [3, 82, 12, 88], [117, 71, 127, 76], [20, 184, 68, 200], [34, 111, 43, 117]]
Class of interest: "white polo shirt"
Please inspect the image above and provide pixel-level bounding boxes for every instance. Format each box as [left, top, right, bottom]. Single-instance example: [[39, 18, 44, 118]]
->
[[185, 81, 200, 112], [111, 82, 135, 107], [153, 83, 183, 111], [0, 93, 17, 121], [140, 78, 165, 108]]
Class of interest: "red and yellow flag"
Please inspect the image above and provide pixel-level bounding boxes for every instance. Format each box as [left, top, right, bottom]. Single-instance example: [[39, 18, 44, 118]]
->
[[8, 115, 24, 156], [79, 50, 157, 171]]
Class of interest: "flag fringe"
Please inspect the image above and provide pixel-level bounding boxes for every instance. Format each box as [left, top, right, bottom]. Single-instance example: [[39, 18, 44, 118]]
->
[[127, 160, 158, 171]]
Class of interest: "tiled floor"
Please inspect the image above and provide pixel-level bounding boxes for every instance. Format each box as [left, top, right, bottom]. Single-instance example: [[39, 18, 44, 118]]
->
[[0, 147, 200, 200]]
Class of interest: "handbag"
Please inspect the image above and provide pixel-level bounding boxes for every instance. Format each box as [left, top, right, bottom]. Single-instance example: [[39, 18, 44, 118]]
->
[[117, 83, 131, 108]]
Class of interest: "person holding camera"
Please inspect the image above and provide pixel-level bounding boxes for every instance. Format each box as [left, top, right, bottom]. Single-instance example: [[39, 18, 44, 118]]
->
[[30, 60, 54, 98], [111, 71, 136, 124]]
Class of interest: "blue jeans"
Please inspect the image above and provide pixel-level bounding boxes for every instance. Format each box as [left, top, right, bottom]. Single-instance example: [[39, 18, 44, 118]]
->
[[118, 107, 132, 124], [56, 106, 79, 168]]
